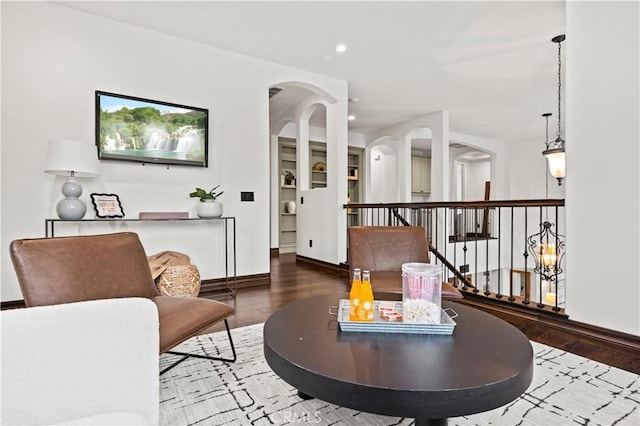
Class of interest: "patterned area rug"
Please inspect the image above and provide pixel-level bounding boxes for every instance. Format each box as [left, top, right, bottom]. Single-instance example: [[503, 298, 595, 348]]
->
[[160, 323, 639, 425]]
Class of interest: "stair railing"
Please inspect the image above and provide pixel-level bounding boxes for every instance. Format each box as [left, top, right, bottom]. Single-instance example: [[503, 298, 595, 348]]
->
[[344, 199, 566, 316]]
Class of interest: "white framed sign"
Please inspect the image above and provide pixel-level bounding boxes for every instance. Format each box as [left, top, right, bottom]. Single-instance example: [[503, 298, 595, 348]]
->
[[90, 193, 125, 218]]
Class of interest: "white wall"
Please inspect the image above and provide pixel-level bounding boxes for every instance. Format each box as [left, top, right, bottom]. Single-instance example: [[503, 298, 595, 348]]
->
[[366, 138, 403, 203], [507, 138, 565, 200], [463, 160, 491, 201], [565, 1, 639, 335], [450, 131, 507, 201], [369, 148, 398, 203], [279, 122, 327, 143], [0, 2, 347, 301]]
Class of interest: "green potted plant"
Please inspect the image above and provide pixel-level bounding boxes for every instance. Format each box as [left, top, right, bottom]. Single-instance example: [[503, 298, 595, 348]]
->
[[190, 186, 224, 218], [284, 170, 295, 186]]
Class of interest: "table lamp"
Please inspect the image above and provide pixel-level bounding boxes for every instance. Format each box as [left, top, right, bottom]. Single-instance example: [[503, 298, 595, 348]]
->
[[44, 139, 99, 220]]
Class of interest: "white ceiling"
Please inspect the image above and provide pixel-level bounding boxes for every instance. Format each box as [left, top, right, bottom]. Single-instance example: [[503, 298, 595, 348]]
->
[[56, 1, 566, 145]]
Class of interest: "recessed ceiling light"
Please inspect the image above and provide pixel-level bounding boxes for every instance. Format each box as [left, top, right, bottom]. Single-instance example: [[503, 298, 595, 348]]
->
[[348, 114, 356, 121], [336, 44, 347, 53]]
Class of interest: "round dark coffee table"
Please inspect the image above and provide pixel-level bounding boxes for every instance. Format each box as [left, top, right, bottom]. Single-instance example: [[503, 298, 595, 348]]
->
[[264, 293, 533, 426]]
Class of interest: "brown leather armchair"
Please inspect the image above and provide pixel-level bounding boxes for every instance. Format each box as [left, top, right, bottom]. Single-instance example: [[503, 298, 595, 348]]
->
[[10, 232, 236, 374], [348, 226, 463, 300]]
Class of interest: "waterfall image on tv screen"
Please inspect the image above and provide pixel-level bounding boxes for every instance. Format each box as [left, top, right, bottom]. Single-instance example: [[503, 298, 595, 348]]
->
[[96, 91, 208, 167]]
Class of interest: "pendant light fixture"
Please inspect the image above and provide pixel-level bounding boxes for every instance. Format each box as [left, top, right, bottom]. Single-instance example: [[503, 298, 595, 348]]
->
[[543, 34, 566, 186], [527, 112, 566, 309]]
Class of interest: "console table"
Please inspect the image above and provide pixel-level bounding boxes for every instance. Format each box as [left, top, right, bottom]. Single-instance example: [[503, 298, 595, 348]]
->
[[45, 217, 237, 297]]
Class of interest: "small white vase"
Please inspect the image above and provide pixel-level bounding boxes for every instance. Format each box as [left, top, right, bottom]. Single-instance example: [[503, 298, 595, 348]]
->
[[197, 200, 223, 218], [285, 200, 296, 214]]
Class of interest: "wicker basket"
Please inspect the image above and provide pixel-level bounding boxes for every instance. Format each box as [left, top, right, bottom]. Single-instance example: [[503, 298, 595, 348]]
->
[[156, 264, 201, 297], [312, 161, 327, 171]]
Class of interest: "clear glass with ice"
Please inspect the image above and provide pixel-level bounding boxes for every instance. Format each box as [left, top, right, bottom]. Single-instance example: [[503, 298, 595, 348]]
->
[[402, 263, 442, 324]]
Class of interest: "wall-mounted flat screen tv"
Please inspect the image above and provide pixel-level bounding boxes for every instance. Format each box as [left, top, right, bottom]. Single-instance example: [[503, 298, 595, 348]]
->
[[96, 91, 208, 167]]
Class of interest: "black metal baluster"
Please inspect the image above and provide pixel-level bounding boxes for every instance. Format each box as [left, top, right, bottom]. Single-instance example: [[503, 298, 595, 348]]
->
[[509, 207, 515, 302], [462, 207, 468, 290], [453, 208, 458, 288], [496, 207, 502, 299], [523, 207, 530, 305], [473, 207, 479, 293], [434, 207, 439, 264], [537, 206, 545, 308], [553, 205, 561, 312], [484, 210, 490, 295], [443, 207, 448, 275]]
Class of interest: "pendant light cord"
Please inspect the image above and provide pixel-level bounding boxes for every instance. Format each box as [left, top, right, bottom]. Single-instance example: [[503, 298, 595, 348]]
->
[[556, 41, 563, 138], [544, 114, 550, 219]]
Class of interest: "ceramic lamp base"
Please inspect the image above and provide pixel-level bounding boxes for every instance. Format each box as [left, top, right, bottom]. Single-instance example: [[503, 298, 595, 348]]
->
[[57, 178, 86, 220]]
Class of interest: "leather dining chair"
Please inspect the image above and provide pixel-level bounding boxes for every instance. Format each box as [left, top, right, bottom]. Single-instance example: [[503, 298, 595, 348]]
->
[[10, 231, 236, 374], [348, 226, 463, 300]]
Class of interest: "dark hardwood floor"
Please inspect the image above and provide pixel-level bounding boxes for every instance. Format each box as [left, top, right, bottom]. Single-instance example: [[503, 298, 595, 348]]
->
[[205, 253, 640, 375], [205, 253, 348, 330]]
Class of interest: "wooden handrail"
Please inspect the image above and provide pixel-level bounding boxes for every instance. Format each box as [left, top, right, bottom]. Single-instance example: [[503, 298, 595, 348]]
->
[[390, 208, 410, 226], [343, 199, 565, 209], [428, 243, 472, 288]]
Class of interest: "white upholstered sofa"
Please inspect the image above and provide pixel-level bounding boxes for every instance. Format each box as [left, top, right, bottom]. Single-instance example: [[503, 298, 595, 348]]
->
[[1, 298, 159, 425]]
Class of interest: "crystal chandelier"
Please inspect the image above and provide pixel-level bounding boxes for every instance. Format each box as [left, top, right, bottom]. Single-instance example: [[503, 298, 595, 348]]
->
[[543, 34, 566, 185]]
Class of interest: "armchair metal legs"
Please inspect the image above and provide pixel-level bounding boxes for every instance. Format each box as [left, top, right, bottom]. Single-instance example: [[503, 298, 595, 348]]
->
[[160, 319, 237, 375]]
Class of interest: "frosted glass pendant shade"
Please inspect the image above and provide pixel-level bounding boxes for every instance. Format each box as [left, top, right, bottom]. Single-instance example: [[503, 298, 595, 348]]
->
[[543, 149, 565, 185], [545, 151, 565, 179], [543, 135, 565, 185]]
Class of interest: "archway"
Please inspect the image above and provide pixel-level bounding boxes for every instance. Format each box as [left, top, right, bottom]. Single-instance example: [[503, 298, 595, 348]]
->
[[367, 138, 399, 203], [268, 82, 335, 255]]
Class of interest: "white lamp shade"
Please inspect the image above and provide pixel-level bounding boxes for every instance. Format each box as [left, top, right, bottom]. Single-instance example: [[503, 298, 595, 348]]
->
[[44, 139, 99, 177], [545, 151, 566, 179]]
